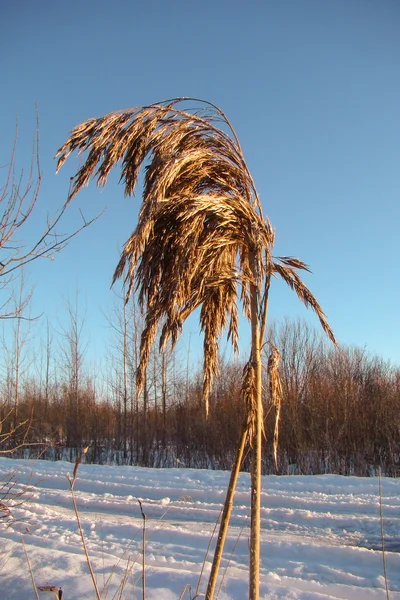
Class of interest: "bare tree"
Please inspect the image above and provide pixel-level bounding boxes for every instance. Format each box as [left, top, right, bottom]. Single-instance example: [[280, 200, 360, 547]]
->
[[57, 293, 89, 454], [0, 113, 102, 453], [41, 318, 54, 422], [0, 117, 100, 320], [9, 272, 33, 428]]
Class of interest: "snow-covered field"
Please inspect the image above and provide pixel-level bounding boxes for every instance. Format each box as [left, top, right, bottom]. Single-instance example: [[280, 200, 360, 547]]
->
[[1, 458, 400, 600]]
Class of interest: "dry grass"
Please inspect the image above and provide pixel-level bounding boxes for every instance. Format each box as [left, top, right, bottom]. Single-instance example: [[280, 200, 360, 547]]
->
[[67, 446, 101, 600], [56, 98, 335, 419], [57, 97, 336, 600], [267, 342, 282, 470]]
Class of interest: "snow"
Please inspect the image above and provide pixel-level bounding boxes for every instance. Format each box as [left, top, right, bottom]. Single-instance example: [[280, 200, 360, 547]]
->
[[1, 457, 400, 599]]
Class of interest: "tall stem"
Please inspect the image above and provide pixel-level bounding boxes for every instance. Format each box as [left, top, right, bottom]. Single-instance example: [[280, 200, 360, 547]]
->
[[205, 419, 249, 599], [249, 251, 262, 600]]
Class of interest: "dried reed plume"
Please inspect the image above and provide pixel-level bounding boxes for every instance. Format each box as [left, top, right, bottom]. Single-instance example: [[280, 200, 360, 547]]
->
[[56, 98, 335, 419], [267, 342, 282, 470], [57, 98, 337, 600]]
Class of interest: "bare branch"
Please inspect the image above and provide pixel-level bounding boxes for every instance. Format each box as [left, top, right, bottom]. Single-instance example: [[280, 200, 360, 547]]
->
[[0, 116, 103, 317]]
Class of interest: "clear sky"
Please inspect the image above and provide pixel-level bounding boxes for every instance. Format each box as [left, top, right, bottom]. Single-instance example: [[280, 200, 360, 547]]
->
[[1, 0, 399, 368]]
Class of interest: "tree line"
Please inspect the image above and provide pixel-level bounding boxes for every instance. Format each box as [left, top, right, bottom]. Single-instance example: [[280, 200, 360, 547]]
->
[[1, 115, 398, 480], [1, 313, 399, 477]]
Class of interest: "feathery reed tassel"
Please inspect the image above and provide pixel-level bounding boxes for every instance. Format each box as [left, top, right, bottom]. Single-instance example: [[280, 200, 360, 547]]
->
[[268, 343, 282, 471]]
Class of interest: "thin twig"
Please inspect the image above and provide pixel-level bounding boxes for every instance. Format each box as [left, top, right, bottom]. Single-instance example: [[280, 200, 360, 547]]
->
[[196, 508, 222, 597], [68, 447, 101, 600], [216, 525, 245, 599], [21, 534, 39, 600], [379, 468, 390, 600], [114, 556, 134, 600], [138, 499, 146, 600], [178, 584, 192, 600]]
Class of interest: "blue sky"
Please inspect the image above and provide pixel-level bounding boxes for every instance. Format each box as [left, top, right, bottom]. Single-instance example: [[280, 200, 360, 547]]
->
[[1, 0, 399, 367]]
